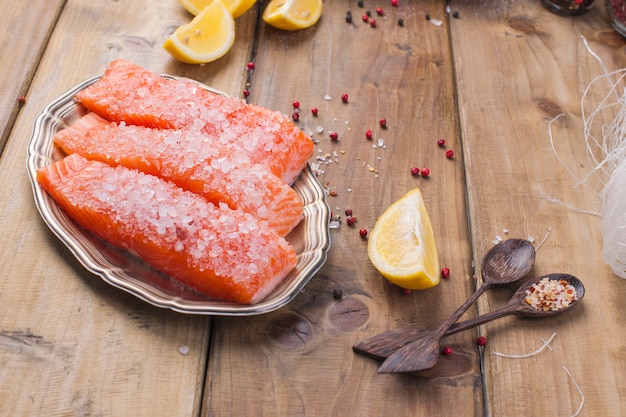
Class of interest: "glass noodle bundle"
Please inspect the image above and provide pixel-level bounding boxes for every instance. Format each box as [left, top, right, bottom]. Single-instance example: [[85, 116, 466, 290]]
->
[[549, 36, 626, 279]]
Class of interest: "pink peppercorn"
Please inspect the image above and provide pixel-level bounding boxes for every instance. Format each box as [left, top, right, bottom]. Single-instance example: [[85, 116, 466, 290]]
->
[[362, 14, 369, 22], [446, 149, 454, 159], [345, 208, 353, 216], [421, 167, 430, 177], [359, 228, 368, 238], [370, 19, 377, 27], [410, 166, 420, 176], [365, 129, 373, 140], [292, 112, 300, 122], [243, 89, 250, 98], [391, 0, 399, 6], [379, 118, 387, 128], [292, 100, 300, 109], [402, 289, 412, 296], [376, 7, 384, 15], [441, 267, 450, 278], [476, 336, 487, 347], [442, 346, 453, 356], [341, 93, 349, 103], [329, 132, 339, 141], [246, 62, 255, 70], [18, 95, 26, 105], [346, 215, 356, 226], [437, 138, 446, 147], [311, 107, 318, 116]]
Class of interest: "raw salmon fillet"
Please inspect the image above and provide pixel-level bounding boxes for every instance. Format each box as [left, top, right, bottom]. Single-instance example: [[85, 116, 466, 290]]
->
[[54, 112, 304, 236], [37, 154, 297, 304], [75, 59, 314, 184]]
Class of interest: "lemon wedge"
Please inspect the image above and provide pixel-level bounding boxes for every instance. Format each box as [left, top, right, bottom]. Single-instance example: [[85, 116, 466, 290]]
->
[[367, 189, 440, 290], [179, 0, 257, 18], [164, 1, 235, 64], [262, 0, 323, 31]]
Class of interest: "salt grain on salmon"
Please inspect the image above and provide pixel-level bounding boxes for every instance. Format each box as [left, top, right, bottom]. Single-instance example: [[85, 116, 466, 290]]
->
[[75, 59, 314, 184], [36, 154, 297, 304], [54, 112, 304, 236]]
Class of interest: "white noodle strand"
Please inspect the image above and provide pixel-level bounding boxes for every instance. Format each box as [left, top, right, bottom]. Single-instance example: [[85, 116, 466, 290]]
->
[[563, 366, 585, 417], [492, 332, 557, 358]]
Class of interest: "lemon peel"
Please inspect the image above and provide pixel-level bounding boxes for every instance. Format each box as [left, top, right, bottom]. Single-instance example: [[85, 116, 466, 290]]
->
[[178, 0, 256, 18], [367, 189, 440, 290]]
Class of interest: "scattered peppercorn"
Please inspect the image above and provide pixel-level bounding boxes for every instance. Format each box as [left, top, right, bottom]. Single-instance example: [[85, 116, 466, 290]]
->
[[365, 130, 373, 140], [292, 112, 300, 122], [18, 95, 26, 105], [346, 215, 356, 226], [292, 100, 300, 109], [345, 208, 353, 216], [370, 19, 377, 28], [441, 267, 450, 278], [446, 149, 454, 159], [246, 62, 255, 70], [402, 288, 412, 296], [243, 89, 250, 98], [362, 14, 369, 22], [425, 13, 431, 20], [341, 93, 349, 103], [357, 0, 364, 7], [379, 118, 387, 128], [376, 7, 384, 15], [345, 14, 353, 23], [421, 167, 430, 177], [366, 10, 372, 17], [452, 11, 460, 18], [442, 346, 453, 356], [397, 18, 404, 27], [410, 166, 420, 176], [391, 0, 399, 6], [476, 336, 487, 347], [437, 138, 446, 147], [329, 131, 339, 141], [359, 228, 368, 238], [311, 107, 318, 116], [333, 288, 343, 300]]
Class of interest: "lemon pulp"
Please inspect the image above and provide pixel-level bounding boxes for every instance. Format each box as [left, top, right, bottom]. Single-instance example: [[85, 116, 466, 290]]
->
[[179, 0, 256, 18], [262, 0, 323, 30], [164, 0, 236, 64]]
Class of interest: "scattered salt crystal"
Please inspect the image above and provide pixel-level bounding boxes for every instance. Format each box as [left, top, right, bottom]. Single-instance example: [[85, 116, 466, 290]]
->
[[316, 126, 324, 133], [324, 94, 332, 101], [502, 228, 509, 234], [178, 346, 190, 355], [430, 19, 443, 26], [377, 138, 384, 147], [495, 235, 503, 242], [329, 220, 341, 229]]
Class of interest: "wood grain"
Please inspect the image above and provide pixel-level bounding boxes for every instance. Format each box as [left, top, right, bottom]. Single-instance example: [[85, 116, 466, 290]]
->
[[451, 1, 626, 415]]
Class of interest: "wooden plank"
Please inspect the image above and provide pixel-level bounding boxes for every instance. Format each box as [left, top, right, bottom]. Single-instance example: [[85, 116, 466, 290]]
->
[[204, 1, 481, 415], [450, 1, 626, 416], [0, 0, 256, 415], [0, 0, 65, 155]]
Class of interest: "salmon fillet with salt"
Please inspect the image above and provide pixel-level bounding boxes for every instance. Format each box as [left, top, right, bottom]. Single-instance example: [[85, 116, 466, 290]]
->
[[54, 112, 304, 236], [75, 59, 314, 184], [37, 154, 297, 304]]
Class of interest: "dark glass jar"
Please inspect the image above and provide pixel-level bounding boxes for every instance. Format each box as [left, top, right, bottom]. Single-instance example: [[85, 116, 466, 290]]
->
[[541, 0, 595, 15], [607, 0, 626, 37]]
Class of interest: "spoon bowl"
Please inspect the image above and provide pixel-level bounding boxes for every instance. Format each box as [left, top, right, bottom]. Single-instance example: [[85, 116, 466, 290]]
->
[[377, 239, 535, 374], [354, 273, 584, 362]]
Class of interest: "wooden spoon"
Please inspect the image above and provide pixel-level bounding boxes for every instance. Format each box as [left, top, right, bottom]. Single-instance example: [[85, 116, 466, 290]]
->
[[354, 273, 584, 362], [378, 238, 536, 373]]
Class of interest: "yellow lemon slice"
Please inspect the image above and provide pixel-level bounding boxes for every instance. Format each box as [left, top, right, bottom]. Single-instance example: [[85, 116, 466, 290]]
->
[[367, 189, 440, 290], [179, 0, 256, 18], [164, 1, 235, 64], [262, 0, 323, 31]]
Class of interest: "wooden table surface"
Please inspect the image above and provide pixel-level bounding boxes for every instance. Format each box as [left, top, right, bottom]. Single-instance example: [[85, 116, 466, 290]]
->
[[1, 0, 625, 415]]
